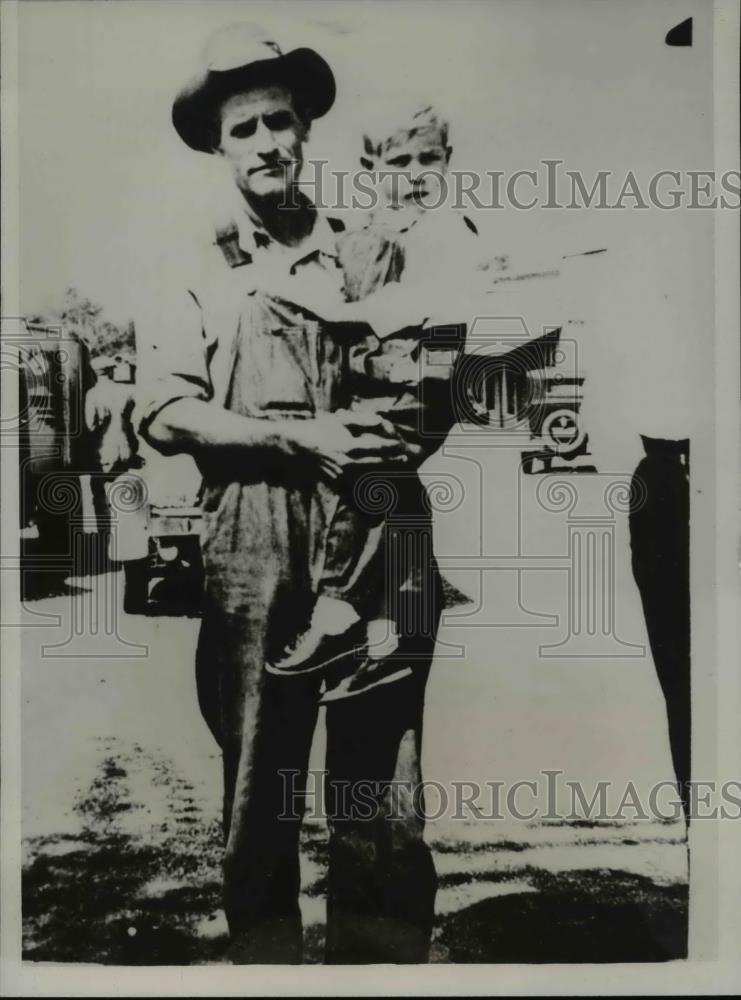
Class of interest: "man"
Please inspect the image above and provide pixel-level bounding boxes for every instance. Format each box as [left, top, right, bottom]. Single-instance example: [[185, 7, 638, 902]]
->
[[629, 435, 690, 823], [137, 28, 444, 963], [85, 367, 149, 612]]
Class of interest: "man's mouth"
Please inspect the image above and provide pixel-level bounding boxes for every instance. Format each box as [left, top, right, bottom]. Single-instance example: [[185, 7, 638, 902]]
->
[[249, 162, 289, 177]]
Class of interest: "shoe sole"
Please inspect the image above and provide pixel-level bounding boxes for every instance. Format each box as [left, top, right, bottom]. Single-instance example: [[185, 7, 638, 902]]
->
[[319, 666, 413, 704], [265, 642, 367, 677]]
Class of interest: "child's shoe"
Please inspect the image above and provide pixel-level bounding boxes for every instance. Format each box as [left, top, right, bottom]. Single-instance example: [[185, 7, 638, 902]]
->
[[266, 596, 366, 676], [319, 622, 409, 702]]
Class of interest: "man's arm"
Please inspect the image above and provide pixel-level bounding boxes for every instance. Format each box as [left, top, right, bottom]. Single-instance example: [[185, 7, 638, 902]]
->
[[146, 397, 411, 483], [136, 275, 415, 481]]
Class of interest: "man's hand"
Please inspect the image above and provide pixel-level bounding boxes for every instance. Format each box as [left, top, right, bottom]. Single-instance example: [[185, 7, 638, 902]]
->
[[85, 386, 112, 433], [99, 419, 134, 473], [282, 410, 412, 482]]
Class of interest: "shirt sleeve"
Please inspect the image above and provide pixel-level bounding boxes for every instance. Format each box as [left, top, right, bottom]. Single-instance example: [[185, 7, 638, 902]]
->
[[134, 281, 214, 442]]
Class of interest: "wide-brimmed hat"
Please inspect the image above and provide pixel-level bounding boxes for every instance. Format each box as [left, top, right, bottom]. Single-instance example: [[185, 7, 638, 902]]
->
[[173, 26, 336, 153]]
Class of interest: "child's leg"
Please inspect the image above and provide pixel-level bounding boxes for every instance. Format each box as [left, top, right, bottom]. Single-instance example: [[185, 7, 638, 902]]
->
[[314, 329, 435, 629], [328, 326, 464, 663], [323, 486, 402, 657], [270, 320, 462, 676], [266, 476, 389, 675], [320, 491, 386, 607]]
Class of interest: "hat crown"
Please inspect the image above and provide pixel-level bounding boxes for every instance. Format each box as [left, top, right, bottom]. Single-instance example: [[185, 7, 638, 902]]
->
[[202, 23, 284, 72], [173, 26, 336, 152]]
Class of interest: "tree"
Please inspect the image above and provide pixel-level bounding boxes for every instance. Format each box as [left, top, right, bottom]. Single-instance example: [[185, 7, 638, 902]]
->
[[28, 288, 136, 359]]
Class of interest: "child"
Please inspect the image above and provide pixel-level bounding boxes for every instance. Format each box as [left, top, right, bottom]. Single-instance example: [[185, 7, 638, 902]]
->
[[267, 105, 480, 699]]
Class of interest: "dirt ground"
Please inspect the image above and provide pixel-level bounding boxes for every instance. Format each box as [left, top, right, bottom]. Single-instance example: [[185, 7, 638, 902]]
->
[[20, 576, 688, 965]]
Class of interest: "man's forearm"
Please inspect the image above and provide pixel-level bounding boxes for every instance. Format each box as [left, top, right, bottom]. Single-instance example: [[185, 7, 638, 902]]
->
[[144, 397, 410, 482], [144, 398, 293, 459]]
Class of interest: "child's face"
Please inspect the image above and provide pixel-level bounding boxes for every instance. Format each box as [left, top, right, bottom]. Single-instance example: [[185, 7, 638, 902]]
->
[[378, 133, 451, 215]]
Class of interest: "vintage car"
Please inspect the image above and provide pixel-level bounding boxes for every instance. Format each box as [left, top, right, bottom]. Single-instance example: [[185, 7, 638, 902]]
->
[[114, 448, 204, 616], [454, 249, 600, 473], [120, 500, 204, 617], [18, 325, 99, 596]]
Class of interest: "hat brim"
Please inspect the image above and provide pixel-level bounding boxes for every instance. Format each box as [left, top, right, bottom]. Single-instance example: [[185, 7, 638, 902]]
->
[[172, 47, 335, 153]]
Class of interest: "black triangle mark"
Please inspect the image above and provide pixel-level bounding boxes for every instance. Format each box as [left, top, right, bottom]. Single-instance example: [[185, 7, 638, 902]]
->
[[666, 17, 693, 46]]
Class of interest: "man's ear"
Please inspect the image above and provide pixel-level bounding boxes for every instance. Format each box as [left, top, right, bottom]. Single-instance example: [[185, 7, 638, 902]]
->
[[444, 145, 452, 165], [209, 118, 224, 155]]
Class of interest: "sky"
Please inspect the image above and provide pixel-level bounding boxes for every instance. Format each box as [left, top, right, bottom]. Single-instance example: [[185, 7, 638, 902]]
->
[[14, 0, 716, 455]]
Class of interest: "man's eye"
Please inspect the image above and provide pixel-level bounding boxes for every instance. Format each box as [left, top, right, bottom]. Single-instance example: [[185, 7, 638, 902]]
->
[[418, 152, 443, 166], [385, 154, 412, 168], [264, 111, 295, 132], [230, 120, 257, 139]]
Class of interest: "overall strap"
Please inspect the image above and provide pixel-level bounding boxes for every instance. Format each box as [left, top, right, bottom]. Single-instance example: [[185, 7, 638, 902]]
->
[[214, 221, 253, 269]]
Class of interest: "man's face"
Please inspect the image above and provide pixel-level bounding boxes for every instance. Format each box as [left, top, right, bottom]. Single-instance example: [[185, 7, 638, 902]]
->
[[216, 86, 307, 201], [378, 133, 451, 215]]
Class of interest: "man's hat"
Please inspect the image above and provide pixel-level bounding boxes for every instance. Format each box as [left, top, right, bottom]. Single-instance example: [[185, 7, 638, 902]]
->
[[172, 25, 336, 153]]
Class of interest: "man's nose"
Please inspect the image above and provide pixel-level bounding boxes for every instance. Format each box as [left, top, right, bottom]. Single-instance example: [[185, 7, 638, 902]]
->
[[254, 119, 279, 157]]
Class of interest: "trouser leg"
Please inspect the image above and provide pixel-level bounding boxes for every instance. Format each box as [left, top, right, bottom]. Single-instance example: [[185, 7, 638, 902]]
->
[[629, 450, 690, 820], [323, 605, 439, 964], [196, 604, 322, 963]]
